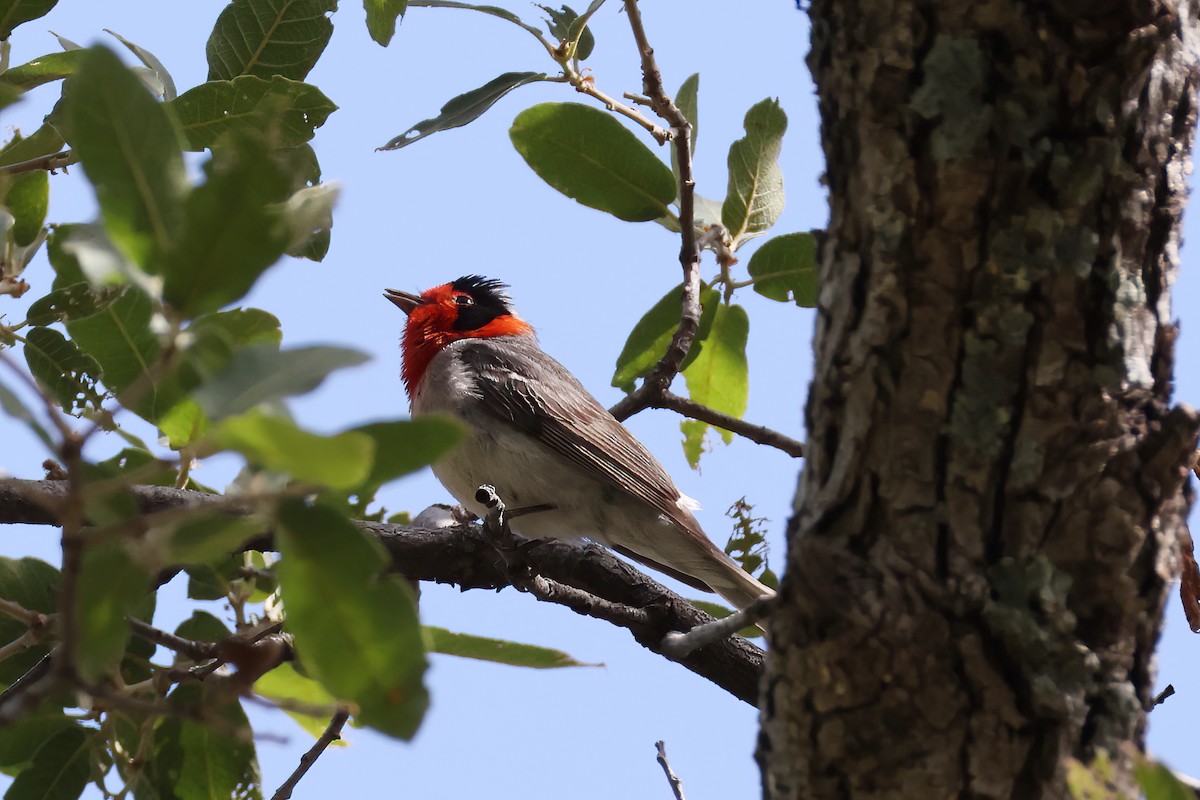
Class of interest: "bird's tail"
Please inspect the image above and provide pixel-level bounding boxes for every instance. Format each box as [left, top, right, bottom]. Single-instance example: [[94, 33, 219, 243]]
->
[[701, 549, 776, 612]]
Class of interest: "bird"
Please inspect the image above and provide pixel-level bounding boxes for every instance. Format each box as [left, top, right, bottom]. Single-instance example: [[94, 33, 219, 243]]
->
[[385, 275, 775, 612]]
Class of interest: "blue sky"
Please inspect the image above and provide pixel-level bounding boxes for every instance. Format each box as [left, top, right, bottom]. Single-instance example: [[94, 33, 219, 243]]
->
[[1, 1, 1197, 797]]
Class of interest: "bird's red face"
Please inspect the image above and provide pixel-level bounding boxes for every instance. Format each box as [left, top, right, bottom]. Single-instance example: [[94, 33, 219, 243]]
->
[[385, 275, 533, 395]]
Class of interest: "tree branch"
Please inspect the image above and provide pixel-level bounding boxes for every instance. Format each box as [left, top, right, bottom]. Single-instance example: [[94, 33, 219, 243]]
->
[[655, 740, 687, 800], [270, 706, 351, 800], [608, 0, 701, 423], [0, 478, 765, 705], [653, 391, 805, 458], [0, 150, 75, 176]]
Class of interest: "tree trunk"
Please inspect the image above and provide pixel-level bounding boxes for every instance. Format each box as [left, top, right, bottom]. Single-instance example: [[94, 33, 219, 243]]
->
[[760, 2, 1200, 797]]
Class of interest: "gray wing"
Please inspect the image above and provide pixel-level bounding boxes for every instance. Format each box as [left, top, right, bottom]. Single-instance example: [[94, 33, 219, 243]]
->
[[456, 338, 704, 538]]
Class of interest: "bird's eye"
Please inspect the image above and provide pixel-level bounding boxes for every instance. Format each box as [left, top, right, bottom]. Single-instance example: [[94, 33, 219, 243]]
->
[[454, 295, 475, 306]]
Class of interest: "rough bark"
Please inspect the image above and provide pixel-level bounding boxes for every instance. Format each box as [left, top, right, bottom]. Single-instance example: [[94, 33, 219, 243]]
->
[[761, 2, 1200, 798]]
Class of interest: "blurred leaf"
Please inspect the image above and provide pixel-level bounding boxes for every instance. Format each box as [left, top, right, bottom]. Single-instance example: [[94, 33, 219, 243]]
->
[[0, 376, 53, 449], [6, 170, 47, 246], [159, 514, 265, 567], [60, 46, 186, 269], [194, 344, 369, 419], [0, 50, 82, 91], [350, 417, 464, 491], [510, 102, 675, 222], [210, 411, 374, 489], [611, 284, 718, 392], [0, 557, 58, 688], [0, 0, 58, 39], [747, 231, 818, 307], [25, 282, 121, 326], [1136, 761, 1195, 800], [282, 182, 338, 258], [680, 418, 707, 469], [0, 124, 65, 169], [163, 136, 292, 316], [192, 308, 282, 349], [670, 73, 698, 181], [537, 4, 594, 60], [75, 540, 151, 682], [379, 72, 546, 151], [722, 98, 786, 247], [185, 559, 237, 602], [682, 302, 749, 451], [4, 726, 92, 800], [21, 326, 103, 413], [254, 662, 341, 740], [154, 684, 261, 800], [0, 710, 78, 767], [207, 0, 336, 81], [275, 500, 427, 739], [175, 610, 232, 644], [169, 76, 337, 152], [424, 627, 595, 668], [104, 29, 177, 101], [365, 0, 408, 46]]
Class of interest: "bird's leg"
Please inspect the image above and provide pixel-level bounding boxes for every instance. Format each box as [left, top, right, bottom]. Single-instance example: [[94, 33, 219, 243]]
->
[[475, 485, 537, 584]]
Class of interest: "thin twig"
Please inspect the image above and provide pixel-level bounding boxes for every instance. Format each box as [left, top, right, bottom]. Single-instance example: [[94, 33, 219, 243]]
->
[[0, 629, 40, 663], [128, 617, 218, 662], [0, 150, 75, 176], [1150, 684, 1176, 710], [660, 596, 772, 659], [0, 597, 48, 627], [654, 392, 805, 457], [608, 0, 701, 422], [655, 740, 687, 800], [563, 64, 670, 143], [270, 707, 351, 800]]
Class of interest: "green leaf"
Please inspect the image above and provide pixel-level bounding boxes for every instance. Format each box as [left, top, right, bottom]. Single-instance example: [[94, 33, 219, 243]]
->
[[210, 411, 375, 489], [379, 72, 547, 151], [0, 50, 82, 92], [510, 102, 676, 222], [681, 302, 749, 450], [406, 0, 543, 38], [0, 124, 65, 169], [21, 326, 103, 413], [163, 136, 292, 316], [0, 558, 58, 688], [6, 170, 47, 246], [424, 627, 595, 668], [26, 282, 123, 326], [207, 0, 336, 81], [154, 684, 262, 800], [0, 376, 53, 449], [680, 418, 706, 469], [175, 610, 233, 644], [746, 231, 818, 307], [0, 711, 78, 767], [350, 417, 464, 491], [537, 3, 594, 60], [4, 726, 91, 800], [159, 514, 266, 567], [611, 284, 719, 392], [169, 76, 338, 152], [276, 500, 427, 738], [722, 98, 787, 247], [670, 73, 698, 182], [194, 343, 368, 419], [60, 46, 187, 270], [66, 286, 165, 416], [75, 540, 151, 682], [0, 0, 57, 39], [104, 29, 178, 101], [253, 662, 341, 740], [1136, 761, 1195, 800], [190, 307, 282, 349], [365, 0, 408, 46], [282, 182, 338, 259]]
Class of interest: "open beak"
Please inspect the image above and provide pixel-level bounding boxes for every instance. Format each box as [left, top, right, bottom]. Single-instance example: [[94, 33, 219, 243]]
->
[[384, 288, 423, 315]]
